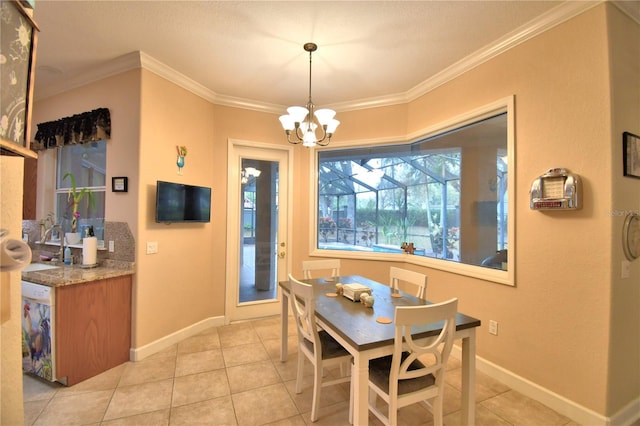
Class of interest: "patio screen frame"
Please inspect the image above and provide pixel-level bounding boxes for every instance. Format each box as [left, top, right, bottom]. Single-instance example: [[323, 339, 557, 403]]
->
[[308, 96, 515, 286]]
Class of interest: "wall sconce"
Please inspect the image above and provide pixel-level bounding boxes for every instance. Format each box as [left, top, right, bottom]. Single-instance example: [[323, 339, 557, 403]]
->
[[241, 167, 261, 184]]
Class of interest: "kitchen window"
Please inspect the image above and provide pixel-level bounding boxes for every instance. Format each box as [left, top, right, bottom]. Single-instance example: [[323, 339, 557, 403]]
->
[[55, 140, 106, 240], [312, 97, 514, 285]]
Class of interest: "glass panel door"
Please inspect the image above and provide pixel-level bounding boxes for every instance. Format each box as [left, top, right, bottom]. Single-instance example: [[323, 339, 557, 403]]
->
[[226, 141, 290, 322], [240, 159, 278, 303]]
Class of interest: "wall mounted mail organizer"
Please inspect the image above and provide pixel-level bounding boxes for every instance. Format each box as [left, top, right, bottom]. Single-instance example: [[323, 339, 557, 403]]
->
[[530, 168, 582, 210]]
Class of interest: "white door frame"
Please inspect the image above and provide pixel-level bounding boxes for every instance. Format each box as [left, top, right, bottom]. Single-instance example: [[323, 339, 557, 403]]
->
[[225, 139, 293, 323]]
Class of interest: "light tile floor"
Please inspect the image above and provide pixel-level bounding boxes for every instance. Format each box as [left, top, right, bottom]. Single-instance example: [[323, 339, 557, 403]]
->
[[24, 315, 577, 426]]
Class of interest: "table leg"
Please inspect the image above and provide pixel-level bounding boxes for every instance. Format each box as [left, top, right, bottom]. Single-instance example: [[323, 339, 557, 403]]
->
[[352, 353, 369, 425], [460, 328, 476, 426], [280, 290, 289, 362]]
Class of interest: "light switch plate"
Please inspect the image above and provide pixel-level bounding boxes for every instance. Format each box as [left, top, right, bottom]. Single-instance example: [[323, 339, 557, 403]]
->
[[489, 320, 498, 335], [108, 240, 115, 252], [146, 241, 158, 254]]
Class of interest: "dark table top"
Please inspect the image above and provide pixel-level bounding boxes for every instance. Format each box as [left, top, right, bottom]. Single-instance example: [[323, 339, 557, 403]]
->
[[280, 275, 481, 352]]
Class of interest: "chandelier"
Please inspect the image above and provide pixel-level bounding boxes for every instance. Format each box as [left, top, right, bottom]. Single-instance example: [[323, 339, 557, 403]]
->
[[241, 167, 261, 184], [279, 42, 339, 147]]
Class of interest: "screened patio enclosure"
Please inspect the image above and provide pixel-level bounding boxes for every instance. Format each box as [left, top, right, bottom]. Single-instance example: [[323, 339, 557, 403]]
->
[[316, 113, 508, 269]]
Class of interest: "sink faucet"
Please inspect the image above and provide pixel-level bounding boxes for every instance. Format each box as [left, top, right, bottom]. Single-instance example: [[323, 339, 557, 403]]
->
[[40, 224, 64, 261]]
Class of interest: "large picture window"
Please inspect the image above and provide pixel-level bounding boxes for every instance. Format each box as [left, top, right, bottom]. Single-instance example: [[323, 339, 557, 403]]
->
[[56, 140, 107, 239], [314, 99, 514, 284]]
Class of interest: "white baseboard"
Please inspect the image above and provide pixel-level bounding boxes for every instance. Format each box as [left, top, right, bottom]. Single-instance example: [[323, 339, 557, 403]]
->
[[129, 315, 225, 361], [609, 397, 640, 426], [451, 346, 640, 426]]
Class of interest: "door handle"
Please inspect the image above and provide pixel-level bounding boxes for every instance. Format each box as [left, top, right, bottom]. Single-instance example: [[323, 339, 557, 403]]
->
[[278, 251, 286, 259]]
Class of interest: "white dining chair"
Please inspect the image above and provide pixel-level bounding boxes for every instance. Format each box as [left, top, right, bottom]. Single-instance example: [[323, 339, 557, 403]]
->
[[363, 298, 458, 426], [288, 273, 352, 422], [389, 266, 427, 299], [302, 259, 341, 279]]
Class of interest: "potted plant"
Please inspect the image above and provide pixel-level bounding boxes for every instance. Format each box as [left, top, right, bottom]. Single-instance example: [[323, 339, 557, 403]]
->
[[63, 172, 95, 244]]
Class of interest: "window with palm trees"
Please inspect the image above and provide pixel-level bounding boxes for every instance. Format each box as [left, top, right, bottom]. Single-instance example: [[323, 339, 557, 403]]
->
[[316, 112, 509, 271]]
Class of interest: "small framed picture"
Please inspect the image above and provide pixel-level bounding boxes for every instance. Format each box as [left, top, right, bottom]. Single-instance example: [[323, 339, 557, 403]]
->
[[623, 132, 640, 179], [112, 177, 128, 192]]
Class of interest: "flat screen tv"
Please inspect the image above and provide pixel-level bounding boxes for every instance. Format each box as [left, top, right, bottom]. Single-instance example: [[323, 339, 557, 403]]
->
[[155, 181, 211, 223]]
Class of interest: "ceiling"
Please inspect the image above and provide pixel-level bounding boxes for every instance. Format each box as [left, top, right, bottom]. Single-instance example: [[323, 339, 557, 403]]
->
[[30, 1, 638, 113]]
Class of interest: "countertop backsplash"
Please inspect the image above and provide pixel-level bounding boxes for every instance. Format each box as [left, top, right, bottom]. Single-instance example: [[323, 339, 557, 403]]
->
[[22, 220, 135, 264]]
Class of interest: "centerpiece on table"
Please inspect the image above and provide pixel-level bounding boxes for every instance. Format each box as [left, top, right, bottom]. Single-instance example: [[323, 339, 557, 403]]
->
[[63, 172, 95, 245]]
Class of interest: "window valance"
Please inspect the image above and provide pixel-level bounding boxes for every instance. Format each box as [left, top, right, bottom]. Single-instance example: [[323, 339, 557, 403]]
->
[[33, 108, 111, 150]]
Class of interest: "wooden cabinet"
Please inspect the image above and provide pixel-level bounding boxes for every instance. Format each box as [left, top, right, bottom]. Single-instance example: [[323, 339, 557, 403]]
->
[[22, 156, 37, 219], [55, 275, 132, 386]]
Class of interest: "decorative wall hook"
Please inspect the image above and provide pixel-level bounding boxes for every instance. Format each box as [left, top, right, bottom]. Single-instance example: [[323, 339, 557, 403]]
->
[[176, 146, 187, 175]]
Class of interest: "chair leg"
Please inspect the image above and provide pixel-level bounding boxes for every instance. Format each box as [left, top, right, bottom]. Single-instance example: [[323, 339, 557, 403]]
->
[[433, 395, 443, 426], [295, 351, 305, 394], [389, 397, 398, 426], [311, 361, 323, 422]]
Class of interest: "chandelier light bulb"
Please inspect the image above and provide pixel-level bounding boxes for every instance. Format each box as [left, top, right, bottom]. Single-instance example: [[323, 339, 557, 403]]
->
[[303, 134, 317, 147], [287, 106, 309, 124], [314, 108, 336, 126], [326, 119, 340, 134], [279, 115, 295, 131]]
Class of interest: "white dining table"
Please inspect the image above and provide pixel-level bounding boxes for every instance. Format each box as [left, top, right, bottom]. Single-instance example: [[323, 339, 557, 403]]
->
[[279, 275, 481, 425]]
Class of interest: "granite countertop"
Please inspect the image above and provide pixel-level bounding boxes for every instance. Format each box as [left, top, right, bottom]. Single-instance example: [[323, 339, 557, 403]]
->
[[21, 260, 135, 288]]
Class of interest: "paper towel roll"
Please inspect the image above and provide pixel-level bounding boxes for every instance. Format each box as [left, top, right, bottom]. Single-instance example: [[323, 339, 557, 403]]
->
[[0, 228, 32, 271], [83, 237, 97, 265]]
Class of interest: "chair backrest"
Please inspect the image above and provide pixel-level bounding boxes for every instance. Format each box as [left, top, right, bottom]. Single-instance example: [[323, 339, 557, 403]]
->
[[288, 273, 320, 350], [390, 298, 458, 397], [390, 266, 427, 299], [302, 259, 341, 279]]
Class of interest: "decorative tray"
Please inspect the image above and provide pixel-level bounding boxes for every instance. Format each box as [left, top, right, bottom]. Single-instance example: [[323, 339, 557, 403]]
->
[[342, 283, 372, 302]]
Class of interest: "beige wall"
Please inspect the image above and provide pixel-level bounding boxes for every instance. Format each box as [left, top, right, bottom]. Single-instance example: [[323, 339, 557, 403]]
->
[[411, 5, 613, 414], [135, 71, 219, 345], [18, 2, 637, 420]]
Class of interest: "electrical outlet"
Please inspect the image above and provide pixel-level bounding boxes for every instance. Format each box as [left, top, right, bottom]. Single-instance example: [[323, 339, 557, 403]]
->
[[108, 240, 115, 252], [621, 260, 630, 279], [489, 320, 498, 336], [146, 241, 158, 254]]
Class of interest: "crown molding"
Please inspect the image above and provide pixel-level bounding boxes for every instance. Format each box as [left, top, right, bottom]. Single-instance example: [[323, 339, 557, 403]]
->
[[140, 52, 284, 114], [34, 51, 142, 100], [34, 1, 603, 111], [326, 1, 601, 111], [403, 0, 602, 105], [612, 0, 640, 24]]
